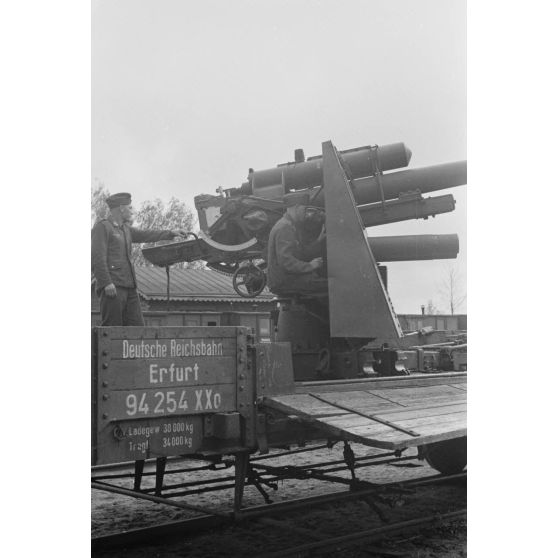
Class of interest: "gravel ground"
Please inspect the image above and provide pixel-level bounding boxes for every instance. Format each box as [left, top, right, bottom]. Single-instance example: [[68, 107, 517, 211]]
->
[[92, 444, 466, 557]]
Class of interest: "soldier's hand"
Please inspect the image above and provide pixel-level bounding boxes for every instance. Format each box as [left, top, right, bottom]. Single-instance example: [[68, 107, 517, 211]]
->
[[104, 283, 117, 298], [171, 229, 189, 238], [310, 257, 323, 270]]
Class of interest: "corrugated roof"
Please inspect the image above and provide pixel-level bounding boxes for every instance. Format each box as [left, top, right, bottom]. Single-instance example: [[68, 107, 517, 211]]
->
[[135, 267, 274, 302]]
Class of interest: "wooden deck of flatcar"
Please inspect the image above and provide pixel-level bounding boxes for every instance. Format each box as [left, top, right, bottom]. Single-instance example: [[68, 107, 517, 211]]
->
[[263, 372, 466, 451]]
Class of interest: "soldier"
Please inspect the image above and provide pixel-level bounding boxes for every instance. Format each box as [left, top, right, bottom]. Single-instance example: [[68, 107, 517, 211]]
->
[[266, 191, 328, 296], [91, 192, 188, 326]]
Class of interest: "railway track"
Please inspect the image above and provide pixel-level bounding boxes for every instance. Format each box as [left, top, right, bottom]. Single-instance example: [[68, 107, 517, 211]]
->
[[92, 471, 466, 556]]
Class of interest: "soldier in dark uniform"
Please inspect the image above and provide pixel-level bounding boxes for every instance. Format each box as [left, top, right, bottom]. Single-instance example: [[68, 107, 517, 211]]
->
[[91, 192, 188, 326], [267, 191, 328, 296]]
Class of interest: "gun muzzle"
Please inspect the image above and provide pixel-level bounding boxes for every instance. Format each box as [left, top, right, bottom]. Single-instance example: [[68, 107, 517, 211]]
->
[[368, 234, 459, 262]]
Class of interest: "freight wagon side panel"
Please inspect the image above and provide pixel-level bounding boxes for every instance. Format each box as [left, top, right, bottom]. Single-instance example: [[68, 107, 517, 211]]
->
[[91, 326, 251, 466]]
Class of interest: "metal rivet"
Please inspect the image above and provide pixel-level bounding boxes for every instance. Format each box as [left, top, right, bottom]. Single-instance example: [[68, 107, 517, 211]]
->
[[102, 350, 108, 356], [102, 394, 109, 401], [102, 413, 108, 419], [102, 363, 109, 369], [102, 381, 108, 387], [239, 386, 244, 391], [238, 374, 246, 380]]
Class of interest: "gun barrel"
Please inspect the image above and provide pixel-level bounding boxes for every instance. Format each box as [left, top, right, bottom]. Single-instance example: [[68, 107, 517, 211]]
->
[[238, 142, 412, 197], [368, 234, 459, 262], [351, 161, 467, 206], [359, 193, 456, 228]]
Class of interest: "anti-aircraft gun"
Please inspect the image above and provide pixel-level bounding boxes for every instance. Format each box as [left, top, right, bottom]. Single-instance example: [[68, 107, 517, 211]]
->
[[91, 140, 468, 497], [143, 140, 467, 380]]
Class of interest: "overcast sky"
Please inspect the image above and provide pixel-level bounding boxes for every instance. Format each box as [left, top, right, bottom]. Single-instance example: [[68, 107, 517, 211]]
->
[[92, 0, 466, 314]]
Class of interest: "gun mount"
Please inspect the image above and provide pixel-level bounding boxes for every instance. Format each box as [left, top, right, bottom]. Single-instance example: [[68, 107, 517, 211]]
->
[[142, 140, 466, 380]]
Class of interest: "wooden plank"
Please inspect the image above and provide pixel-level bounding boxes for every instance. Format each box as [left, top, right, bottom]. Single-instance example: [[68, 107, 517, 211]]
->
[[327, 408, 465, 439], [342, 424, 467, 451], [326, 393, 465, 416], [300, 396, 466, 419], [363, 427, 468, 450], [374, 402, 466, 421], [368, 384, 465, 400], [370, 400, 467, 416], [320, 414, 394, 433], [266, 394, 464, 432], [263, 397, 377, 444], [267, 392, 466, 428], [308, 392, 405, 413], [369, 422, 467, 445], [268, 394, 353, 417], [296, 372, 467, 393], [351, 413, 466, 440], [380, 391, 466, 403], [378, 411, 466, 433], [449, 383, 467, 391], [319, 391, 406, 406], [263, 381, 467, 451], [329, 399, 466, 420], [307, 393, 422, 437], [378, 394, 466, 408], [362, 390, 409, 407], [97, 326, 243, 340], [323, 402, 467, 429], [270, 390, 423, 418], [388, 428, 467, 450]]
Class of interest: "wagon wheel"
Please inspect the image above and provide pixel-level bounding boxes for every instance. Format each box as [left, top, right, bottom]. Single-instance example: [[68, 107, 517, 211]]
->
[[420, 436, 467, 475], [232, 262, 267, 298]]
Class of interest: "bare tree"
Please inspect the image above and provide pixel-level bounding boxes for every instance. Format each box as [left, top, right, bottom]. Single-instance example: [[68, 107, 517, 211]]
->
[[132, 197, 201, 269], [438, 265, 467, 315], [425, 299, 439, 315]]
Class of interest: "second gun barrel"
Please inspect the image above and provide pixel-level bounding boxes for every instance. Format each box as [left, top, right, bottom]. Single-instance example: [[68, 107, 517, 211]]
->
[[368, 234, 459, 262]]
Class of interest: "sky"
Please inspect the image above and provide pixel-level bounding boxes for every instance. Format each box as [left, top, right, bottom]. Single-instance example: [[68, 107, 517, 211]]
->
[[92, 0, 466, 314]]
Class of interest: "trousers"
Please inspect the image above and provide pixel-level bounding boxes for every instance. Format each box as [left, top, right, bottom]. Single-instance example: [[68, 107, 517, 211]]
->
[[99, 286, 145, 326]]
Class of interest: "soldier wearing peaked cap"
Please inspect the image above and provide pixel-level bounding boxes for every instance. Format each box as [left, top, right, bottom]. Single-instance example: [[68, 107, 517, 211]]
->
[[266, 191, 328, 296], [92, 192, 189, 326]]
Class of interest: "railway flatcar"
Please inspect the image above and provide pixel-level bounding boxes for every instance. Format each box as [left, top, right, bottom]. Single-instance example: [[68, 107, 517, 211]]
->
[[92, 140, 467, 513]]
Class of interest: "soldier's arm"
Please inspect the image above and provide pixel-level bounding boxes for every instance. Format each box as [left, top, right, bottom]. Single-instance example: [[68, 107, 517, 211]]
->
[[91, 222, 113, 291], [275, 227, 316, 274]]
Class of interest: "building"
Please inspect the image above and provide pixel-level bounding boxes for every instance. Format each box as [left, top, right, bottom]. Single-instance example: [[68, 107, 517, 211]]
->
[[397, 313, 467, 333], [92, 267, 466, 340], [91, 267, 276, 342]]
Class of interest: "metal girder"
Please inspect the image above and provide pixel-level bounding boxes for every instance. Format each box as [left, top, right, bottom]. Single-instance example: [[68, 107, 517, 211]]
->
[[322, 141, 403, 340]]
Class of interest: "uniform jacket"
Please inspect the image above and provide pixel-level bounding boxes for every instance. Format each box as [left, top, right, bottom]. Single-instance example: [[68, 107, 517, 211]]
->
[[91, 218, 175, 293], [267, 214, 319, 292]]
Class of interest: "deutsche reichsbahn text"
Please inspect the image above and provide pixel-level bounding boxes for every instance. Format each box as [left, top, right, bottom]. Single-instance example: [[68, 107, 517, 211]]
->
[[121, 339, 223, 359]]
